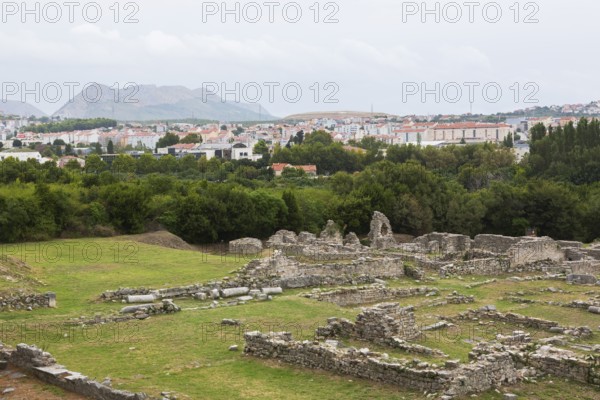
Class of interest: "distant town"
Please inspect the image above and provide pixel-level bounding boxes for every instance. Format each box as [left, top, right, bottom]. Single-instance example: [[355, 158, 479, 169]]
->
[[0, 106, 597, 171]]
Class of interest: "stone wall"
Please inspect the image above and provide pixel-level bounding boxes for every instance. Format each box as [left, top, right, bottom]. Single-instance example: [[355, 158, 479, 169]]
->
[[439, 258, 565, 277], [229, 238, 262, 255], [309, 286, 436, 307], [316, 303, 421, 342], [245, 331, 600, 399], [413, 233, 472, 255], [451, 309, 593, 338], [244, 332, 453, 393], [524, 345, 600, 385], [0, 292, 56, 312], [237, 252, 407, 289], [473, 234, 521, 254], [507, 237, 565, 267], [1, 344, 151, 400], [244, 332, 522, 399]]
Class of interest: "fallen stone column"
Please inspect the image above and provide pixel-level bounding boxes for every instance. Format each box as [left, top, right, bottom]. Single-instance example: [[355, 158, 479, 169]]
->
[[127, 295, 156, 303], [221, 287, 250, 298]]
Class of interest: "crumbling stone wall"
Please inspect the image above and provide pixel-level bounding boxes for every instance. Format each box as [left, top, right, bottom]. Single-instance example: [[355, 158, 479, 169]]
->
[[316, 303, 421, 342], [244, 332, 522, 399], [229, 238, 262, 255], [451, 309, 592, 338], [0, 291, 56, 311], [1, 344, 150, 400], [473, 234, 521, 254], [309, 286, 436, 307], [237, 252, 407, 289], [245, 332, 600, 399], [524, 345, 600, 384], [507, 237, 564, 267], [266, 222, 366, 258], [413, 233, 472, 255], [368, 211, 397, 249], [244, 332, 453, 393], [439, 258, 565, 277]]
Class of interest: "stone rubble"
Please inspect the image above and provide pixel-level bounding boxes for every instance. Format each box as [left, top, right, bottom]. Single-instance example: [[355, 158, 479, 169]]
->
[[0, 291, 56, 312]]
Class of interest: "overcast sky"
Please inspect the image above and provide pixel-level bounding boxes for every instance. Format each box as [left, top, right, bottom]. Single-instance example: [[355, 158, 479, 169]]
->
[[1, 0, 598, 117]]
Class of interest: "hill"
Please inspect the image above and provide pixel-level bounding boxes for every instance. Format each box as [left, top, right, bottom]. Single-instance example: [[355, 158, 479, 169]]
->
[[52, 84, 278, 122], [0, 100, 47, 118]]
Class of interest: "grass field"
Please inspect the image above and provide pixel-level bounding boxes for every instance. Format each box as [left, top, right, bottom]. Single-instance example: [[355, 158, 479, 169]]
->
[[2, 236, 600, 399]]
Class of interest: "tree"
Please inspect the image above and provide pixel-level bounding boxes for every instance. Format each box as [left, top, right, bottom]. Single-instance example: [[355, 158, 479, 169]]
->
[[111, 154, 137, 174], [180, 133, 201, 144], [64, 159, 82, 171], [12, 139, 22, 148], [65, 144, 75, 155], [85, 154, 108, 174], [156, 132, 180, 148], [102, 184, 148, 233], [107, 140, 114, 154], [137, 153, 159, 174], [293, 130, 304, 145], [304, 130, 333, 146], [53, 139, 66, 146], [253, 140, 269, 156], [282, 190, 303, 232], [502, 133, 514, 148], [93, 142, 103, 155]]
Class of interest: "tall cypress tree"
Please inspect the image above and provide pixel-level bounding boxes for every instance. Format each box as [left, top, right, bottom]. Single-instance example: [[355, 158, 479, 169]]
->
[[282, 190, 303, 232]]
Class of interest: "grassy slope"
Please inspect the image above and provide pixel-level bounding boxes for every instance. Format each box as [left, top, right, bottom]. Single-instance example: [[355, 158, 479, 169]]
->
[[1, 238, 600, 399]]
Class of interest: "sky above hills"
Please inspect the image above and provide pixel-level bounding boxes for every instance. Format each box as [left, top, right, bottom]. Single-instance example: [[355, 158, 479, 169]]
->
[[1, 0, 598, 117]]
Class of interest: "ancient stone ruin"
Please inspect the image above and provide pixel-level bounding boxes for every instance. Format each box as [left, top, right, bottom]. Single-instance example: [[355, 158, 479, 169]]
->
[[368, 211, 396, 249], [305, 285, 436, 307], [236, 251, 411, 289], [244, 329, 600, 400], [229, 238, 263, 255], [317, 302, 422, 343]]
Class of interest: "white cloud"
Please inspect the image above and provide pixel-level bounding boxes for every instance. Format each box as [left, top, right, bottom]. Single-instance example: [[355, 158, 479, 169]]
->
[[71, 25, 121, 40]]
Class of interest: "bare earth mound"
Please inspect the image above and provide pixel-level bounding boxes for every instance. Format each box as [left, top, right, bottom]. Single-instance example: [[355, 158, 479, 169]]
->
[[0, 256, 43, 290], [122, 231, 193, 251]]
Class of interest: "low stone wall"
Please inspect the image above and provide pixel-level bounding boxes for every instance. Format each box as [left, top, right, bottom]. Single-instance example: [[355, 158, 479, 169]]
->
[[309, 286, 437, 307], [440, 258, 565, 277], [245, 331, 600, 399], [244, 332, 522, 399], [446, 292, 475, 304], [0, 292, 56, 312], [244, 332, 453, 393], [524, 345, 600, 385], [451, 309, 593, 338], [1, 344, 151, 399]]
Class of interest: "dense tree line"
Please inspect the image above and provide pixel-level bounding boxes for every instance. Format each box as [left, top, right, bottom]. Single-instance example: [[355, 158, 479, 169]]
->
[[528, 119, 600, 184], [24, 118, 117, 133]]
